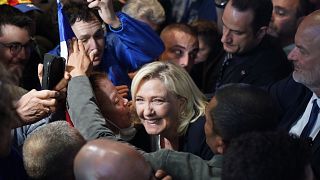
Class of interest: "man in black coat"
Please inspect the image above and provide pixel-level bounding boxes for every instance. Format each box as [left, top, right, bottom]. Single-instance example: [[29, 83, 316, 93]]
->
[[268, 10, 320, 179], [203, 0, 292, 94]]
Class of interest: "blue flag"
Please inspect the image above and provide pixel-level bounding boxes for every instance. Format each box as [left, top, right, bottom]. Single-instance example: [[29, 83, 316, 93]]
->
[[56, 0, 75, 61]]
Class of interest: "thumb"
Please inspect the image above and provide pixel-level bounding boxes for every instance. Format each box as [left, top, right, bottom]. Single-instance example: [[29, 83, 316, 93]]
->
[[89, 49, 98, 62]]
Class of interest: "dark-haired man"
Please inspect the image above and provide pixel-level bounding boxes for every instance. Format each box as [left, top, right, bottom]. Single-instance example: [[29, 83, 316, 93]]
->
[[53, 0, 164, 88], [268, 0, 313, 54], [222, 131, 315, 180], [203, 0, 292, 94], [159, 23, 199, 72]]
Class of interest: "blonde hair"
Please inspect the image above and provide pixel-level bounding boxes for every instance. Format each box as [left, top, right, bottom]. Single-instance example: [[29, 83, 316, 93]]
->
[[131, 61, 207, 135], [122, 0, 165, 25]]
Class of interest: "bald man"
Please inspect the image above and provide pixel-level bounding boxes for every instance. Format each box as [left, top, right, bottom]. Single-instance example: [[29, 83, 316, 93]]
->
[[74, 139, 169, 180], [268, 9, 320, 179]]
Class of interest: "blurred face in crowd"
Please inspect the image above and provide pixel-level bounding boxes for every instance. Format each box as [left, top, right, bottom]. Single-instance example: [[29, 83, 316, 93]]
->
[[71, 15, 105, 67], [160, 29, 198, 72], [195, 36, 211, 64], [268, 0, 300, 42], [288, 17, 320, 89], [0, 25, 32, 83], [204, 97, 223, 154], [94, 76, 131, 129], [221, 2, 264, 54], [134, 78, 183, 137]]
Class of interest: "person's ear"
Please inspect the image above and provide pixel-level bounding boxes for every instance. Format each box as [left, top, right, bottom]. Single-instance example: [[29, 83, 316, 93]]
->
[[255, 26, 268, 41], [178, 96, 187, 112], [214, 136, 226, 154]]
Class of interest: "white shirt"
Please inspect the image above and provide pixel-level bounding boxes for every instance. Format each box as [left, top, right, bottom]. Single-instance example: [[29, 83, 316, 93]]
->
[[290, 93, 320, 140]]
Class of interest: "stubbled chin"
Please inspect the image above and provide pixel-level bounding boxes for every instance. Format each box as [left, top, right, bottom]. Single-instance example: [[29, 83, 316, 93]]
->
[[9, 66, 23, 84]]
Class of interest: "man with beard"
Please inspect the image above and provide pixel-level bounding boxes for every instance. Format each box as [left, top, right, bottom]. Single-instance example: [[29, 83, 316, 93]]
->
[[268, 0, 313, 55], [268, 10, 320, 179]]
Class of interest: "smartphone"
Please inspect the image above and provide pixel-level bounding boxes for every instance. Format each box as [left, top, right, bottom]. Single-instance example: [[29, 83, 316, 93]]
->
[[42, 53, 66, 90]]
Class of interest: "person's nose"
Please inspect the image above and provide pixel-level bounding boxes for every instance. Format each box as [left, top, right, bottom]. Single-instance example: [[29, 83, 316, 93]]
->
[[221, 27, 232, 44], [179, 55, 190, 69], [86, 38, 99, 56], [144, 102, 155, 117], [288, 46, 298, 62]]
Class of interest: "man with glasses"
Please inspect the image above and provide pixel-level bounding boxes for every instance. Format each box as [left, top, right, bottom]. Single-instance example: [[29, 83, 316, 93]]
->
[[0, 4, 36, 86]]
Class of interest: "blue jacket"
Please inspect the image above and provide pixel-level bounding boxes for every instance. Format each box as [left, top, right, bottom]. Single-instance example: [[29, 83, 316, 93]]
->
[[50, 12, 164, 87]]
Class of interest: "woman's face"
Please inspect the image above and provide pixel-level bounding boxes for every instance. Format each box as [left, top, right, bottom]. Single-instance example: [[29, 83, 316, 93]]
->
[[134, 79, 182, 137]]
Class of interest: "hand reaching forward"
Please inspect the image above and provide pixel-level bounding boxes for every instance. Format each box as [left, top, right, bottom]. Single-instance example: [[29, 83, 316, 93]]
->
[[67, 38, 94, 78], [87, 0, 121, 28], [14, 89, 59, 128]]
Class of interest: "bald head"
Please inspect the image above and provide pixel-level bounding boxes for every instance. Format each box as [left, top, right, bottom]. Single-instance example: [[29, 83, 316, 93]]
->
[[296, 10, 320, 42], [74, 139, 154, 180]]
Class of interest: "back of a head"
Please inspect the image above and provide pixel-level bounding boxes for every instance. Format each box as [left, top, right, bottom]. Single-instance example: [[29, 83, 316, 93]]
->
[[230, 0, 272, 32], [0, 4, 33, 36], [23, 121, 85, 180], [74, 139, 153, 180], [222, 131, 313, 180], [209, 83, 278, 142], [122, 0, 165, 26]]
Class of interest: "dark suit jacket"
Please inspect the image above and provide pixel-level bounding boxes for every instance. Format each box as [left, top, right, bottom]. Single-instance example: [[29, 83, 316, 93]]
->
[[130, 116, 214, 160], [268, 75, 320, 178], [203, 35, 292, 94]]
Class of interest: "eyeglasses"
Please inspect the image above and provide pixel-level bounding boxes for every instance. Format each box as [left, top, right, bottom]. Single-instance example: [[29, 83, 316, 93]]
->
[[0, 38, 35, 55]]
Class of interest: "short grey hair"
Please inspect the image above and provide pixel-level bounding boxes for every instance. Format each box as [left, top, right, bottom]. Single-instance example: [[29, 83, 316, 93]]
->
[[122, 0, 165, 25]]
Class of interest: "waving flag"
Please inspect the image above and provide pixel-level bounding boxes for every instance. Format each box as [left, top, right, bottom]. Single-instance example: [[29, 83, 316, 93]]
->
[[56, 0, 75, 61]]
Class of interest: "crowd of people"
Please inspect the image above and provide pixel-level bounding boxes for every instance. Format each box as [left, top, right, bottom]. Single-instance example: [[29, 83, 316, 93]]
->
[[1, 0, 320, 179]]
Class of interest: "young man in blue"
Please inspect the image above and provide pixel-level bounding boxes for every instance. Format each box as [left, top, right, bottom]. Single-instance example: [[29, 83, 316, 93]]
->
[[52, 0, 164, 88]]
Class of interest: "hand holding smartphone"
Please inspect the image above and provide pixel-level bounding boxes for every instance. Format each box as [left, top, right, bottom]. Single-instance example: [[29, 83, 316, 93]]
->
[[42, 53, 66, 90]]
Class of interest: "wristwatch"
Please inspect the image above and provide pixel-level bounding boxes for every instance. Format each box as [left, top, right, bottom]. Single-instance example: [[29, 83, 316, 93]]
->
[[215, 0, 228, 8]]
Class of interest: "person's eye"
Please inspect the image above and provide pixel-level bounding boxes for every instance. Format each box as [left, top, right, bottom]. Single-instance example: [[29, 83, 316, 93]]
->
[[95, 32, 104, 39], [10, 43, 21, 52], [135, 97, 144, 103], [152, 98, 165, 105], [275, 9, 286, 16], [80, 39, 88, 43], [174, 50, 183, 56]]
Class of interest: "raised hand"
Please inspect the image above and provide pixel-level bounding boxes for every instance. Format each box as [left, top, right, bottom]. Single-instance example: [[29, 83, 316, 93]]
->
[[67, 38, 94, 78], [87, 0, 121, 28], [116, 85, 129, 98]]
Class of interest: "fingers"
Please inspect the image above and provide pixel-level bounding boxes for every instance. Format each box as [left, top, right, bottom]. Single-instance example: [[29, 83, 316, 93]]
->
[[72, 38, 79, 53], [39, 98, 57, 107], [155, 169, 172, 180], [53, 77, 69, 91], [32, 90, 60, 99], [87, 0, 100, 9], [89, 49, 97, 62], [38, 63, 43, 84], [78, 40, 85, 53]]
